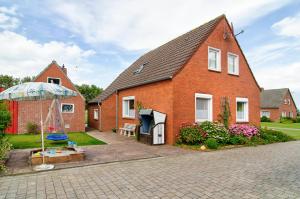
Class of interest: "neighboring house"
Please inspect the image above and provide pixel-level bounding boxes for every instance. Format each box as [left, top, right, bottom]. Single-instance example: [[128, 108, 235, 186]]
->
[[260, 88, 297, 121], [88, 15, 261, 144], [4, 61, 85, 134]]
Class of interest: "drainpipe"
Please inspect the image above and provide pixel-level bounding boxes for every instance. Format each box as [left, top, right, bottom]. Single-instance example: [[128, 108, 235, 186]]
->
[[116, 90, 119, 130], [97, 101, 101, 131]]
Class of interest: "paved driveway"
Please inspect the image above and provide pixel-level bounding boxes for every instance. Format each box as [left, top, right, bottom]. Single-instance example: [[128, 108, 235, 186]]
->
[[1, 141, 300, 198]]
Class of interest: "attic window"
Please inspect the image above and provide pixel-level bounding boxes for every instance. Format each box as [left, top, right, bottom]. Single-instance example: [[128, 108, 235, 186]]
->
[[133, 62, 148, 75]]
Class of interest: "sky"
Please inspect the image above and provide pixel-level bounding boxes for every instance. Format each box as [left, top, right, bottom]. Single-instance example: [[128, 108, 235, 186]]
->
[[0, 0, 300, 108]]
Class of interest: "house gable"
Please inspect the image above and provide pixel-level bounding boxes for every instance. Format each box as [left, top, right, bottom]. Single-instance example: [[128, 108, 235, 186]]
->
[[171, 16, 261, 136], [34, 61, 85, 100]]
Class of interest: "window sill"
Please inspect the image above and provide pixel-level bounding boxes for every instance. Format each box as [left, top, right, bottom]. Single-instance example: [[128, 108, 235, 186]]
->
[[208, 68, 221, 73], [228, 73, 239, 76], [236, 120, 249, 123], [122, 116, 135, 120]]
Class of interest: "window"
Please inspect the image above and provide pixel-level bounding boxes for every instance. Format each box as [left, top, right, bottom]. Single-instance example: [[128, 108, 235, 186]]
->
[[281, 112, 287, 117], [288, 99, 291, 105], [289, 112, 293, 118], [47, 77, 61, 85], [94, 109, 99, 120], [284, 99, 288, 104], [208, 47, 221, 71], [195, 93, 213, 122], [236, 98, 248, 122], [61, 103, 74, 113], [228, 53, 239, 75], [122, 96, 135, 118], [260, 111, 270, 118]]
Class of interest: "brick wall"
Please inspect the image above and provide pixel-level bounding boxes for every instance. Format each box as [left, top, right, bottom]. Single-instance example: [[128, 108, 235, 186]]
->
[[261, 108, 279, 121], [278, 91, 297, 119], [18, 62, 85, 133]]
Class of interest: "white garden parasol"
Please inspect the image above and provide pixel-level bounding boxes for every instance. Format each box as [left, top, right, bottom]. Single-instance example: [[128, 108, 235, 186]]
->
[[0, 82, 77, 171]]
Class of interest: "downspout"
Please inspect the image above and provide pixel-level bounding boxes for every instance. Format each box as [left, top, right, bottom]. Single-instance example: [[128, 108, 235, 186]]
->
[[116, 90, 119, 130], [97, 101, 101, 131]]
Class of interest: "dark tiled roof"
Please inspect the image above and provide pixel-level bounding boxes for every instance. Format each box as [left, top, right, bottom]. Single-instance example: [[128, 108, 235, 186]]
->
[[260, 88, 289, 108], [90, 15, 224, 103]]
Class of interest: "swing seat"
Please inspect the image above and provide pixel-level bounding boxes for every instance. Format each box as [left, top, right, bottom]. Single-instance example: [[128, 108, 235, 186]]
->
[[46, 134, 68, 141]]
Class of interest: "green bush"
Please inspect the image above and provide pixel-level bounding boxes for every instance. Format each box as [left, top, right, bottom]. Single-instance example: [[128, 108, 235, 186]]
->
[[0, 136, 12, 172], [260, 116, 271, 122], [280, 117, 294, 124], [177, 124, 206, 145], [260, 129, 294, 143], [200, 121, 230, 144], [293, 117, 300, 123], [26, 122, 39, 134], [229, 135, 249, 145], [205, 138, 219, 149], [0, 102, 11, 134]]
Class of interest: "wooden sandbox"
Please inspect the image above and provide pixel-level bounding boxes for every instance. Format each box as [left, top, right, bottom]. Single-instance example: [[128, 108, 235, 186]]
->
[[30, 147, 85, 165]]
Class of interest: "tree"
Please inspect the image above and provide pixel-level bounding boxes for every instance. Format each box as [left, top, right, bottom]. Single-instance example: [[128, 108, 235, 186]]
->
[[0, 75, 19, 89], [0, 102, 11, 135], [0, 75, 35, 89], [75, 84, 103, 105]]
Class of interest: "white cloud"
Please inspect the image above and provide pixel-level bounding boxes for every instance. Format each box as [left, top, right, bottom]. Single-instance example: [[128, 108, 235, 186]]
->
[[47, 0, 292, 50], [272, 12, 300, 38], [0, 31, 96, 84], [0, 6, 20, 30]]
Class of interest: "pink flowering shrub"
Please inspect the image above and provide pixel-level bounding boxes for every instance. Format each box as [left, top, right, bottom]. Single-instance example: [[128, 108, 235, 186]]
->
[[229, 124, 259, 138]]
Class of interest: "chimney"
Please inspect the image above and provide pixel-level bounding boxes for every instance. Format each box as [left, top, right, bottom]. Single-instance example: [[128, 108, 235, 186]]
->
[[61, 64, 67, 75]]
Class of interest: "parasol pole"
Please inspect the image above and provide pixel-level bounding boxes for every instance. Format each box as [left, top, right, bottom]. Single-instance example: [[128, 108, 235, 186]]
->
[[40, 96, 45, 164]]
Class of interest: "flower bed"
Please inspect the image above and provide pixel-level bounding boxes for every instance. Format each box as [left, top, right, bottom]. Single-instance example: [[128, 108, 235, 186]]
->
[[177, 122, 294, 150]]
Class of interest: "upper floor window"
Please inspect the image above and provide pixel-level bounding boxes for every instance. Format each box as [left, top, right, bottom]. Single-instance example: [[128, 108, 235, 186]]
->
[[228, 53, 239, 75], [208, 47, 221, 71], [236, 97, 249, 122], [122, 96, 135, 118], [47, 77, 61, 85], [195, 93, 213, 123]]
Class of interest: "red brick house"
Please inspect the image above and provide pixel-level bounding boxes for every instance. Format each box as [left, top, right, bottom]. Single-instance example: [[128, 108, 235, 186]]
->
[[5, 61, 85, 134], [260, 88, 297, 121], [88, 15, 261, 144]]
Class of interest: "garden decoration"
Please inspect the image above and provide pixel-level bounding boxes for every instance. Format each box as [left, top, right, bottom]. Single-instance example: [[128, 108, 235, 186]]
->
[[0, 82, 77, 171]]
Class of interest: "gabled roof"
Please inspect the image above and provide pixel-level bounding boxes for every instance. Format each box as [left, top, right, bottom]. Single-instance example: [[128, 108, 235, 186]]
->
[[34, 60, 85, 100], [90, 15, 225, 104], [260, 88, 291, 108]]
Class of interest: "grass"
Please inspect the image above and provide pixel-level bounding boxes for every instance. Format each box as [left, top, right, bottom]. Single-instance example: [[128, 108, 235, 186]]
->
[[261, 122, 300, 140], [6, 132, 106, 149]]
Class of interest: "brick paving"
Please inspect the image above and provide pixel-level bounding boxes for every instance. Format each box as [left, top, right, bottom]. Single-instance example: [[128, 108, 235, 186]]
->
[[1, 141, 300, 198], [6, 131, 193, 175]]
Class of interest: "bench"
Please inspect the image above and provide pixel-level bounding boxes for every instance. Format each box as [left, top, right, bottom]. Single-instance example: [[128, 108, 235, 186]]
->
[[119, 123, 137, 137]]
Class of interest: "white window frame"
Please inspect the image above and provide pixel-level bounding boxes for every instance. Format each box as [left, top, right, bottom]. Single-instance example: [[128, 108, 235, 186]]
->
[[47, 77, 61, 85], [236, 97, 249, 122], [208, 47, 221, 72], [93, 109, 99, 120], [288, 99, 291, 105], [195, 93, 213, 123], [227, 52, 239, 75], [260, 111, 270, 118], [281, 112, 287, 117], [61, 103, 75, 113], [122, 96, 135, 119]]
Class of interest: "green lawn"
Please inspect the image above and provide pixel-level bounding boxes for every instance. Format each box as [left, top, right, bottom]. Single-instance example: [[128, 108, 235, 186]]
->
[[7, 132, 106, 149], [261, 122, 300, 140]]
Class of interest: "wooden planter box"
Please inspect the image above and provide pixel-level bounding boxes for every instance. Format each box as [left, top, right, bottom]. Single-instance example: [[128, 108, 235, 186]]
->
[[30, 147, 85, 165]]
